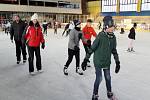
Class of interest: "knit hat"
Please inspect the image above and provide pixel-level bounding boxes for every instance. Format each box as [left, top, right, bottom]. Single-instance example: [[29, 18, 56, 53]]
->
[[73, 20, 81, 27], [31, 13, 38, 21], [133, 23, 137, 27], [103, 16, 114, 29], [87, 19, 93, 23]]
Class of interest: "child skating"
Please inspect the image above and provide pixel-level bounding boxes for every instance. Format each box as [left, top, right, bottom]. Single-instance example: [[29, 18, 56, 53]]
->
[[82, 16, 120, 100], [127, 23, 137, 52], [63, 20, 85, 76]]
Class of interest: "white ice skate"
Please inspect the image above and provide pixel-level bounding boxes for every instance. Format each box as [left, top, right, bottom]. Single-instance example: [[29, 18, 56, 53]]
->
[[87, 62, 91, 67], [107, 92, 118, 100], [76, 67, 83, 75]]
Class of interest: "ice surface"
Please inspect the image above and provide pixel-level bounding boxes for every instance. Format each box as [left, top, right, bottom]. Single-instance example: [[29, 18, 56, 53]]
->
[[0, 29, 150, 100]]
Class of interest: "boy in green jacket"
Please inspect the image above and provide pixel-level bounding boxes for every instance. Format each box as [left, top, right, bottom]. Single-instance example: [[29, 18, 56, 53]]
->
[[82, 16, 120, 100]]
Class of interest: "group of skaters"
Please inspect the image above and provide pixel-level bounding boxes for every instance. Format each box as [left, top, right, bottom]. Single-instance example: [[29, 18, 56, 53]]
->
[[10, 13, 45, 74], [9, 13, 137, 100]]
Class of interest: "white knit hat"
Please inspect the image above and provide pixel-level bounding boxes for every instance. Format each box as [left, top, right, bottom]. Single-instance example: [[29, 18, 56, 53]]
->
[[31, 13, 38, 21]]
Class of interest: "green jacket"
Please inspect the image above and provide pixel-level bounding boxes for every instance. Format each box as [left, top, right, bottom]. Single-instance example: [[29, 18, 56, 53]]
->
[[88, 31, 119, 69]]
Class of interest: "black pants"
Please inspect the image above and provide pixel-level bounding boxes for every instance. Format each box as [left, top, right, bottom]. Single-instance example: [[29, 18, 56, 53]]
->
[[43, 28, 47, 35], [65, 48, 80, 68], [27, 46, 42, 72], [15, 40, 27, 61], [54, 28, 57, 34], [83, 44, 91, 63]]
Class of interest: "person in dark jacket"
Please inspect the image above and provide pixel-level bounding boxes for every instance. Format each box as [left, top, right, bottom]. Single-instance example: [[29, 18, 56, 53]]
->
[[63, 20, 85, 76], [24, 13, 45, 75], [81, 16, 120, 100], [127, 23, 137, 52], [10, 14, 27, 64], [42, 20, 48, 36], [62, 23, 70, 36]]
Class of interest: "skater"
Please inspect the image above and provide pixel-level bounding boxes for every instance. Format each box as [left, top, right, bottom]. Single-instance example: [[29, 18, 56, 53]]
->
[[62, 22, 70, 36], [120, 28, 125, 34], [127, 23, 137, 52], [24, 13, 45, 75], [53, 20, 57, 34], [82, 19, 97, 67], [5, 21, 11, 35], [42, 20, 48, 36], [81, 16, 120, 100], [98, 21, 102, 30], [10, 14, 27, 64], [63, 20, 85, 76]]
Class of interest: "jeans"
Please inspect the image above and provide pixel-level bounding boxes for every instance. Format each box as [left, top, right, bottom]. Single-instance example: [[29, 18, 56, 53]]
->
[[93, 67, 112, 95]]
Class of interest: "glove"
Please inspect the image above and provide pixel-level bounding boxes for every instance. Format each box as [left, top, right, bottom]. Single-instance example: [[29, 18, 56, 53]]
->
[[87, 40, 91, 47], [115, 61, 120, 73], [74, 46, 80, 51], [78, 33, 82, 40], [81, 58, 88, 71], [41, 42, 45, 49]]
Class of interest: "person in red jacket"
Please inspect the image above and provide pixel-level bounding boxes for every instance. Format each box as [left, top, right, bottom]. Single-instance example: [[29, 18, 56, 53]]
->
[[82, 19, 97, 67], [24, 13, 45, 75]]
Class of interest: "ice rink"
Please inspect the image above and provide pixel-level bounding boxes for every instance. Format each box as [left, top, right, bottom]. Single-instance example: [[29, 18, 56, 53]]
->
[[0, 29, 150, 100]]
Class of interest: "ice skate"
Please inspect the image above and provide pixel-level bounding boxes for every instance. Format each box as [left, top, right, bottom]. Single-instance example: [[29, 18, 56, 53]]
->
[[87, 62, 91, 67], [37, 69, 44, 73], [107, 92, 118, 100], [63, 66, 68, 75], [131, 48, 135, 52], [76, 67, 83, 75], [29, 72, 35, 76], [92, 94, 99, 100], [17, 61, 20, 64], [126, 48, 131, 52], [23, 60, 26, 63]]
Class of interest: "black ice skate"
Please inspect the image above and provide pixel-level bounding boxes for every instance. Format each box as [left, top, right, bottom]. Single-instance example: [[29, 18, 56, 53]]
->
[[63, 66, 68, 75], [131, 48, 135, 52], [23, 60, 26, 63], [92, 94, 99, 100], [127, 48, 131, 52], [17, 61, 20, 64]]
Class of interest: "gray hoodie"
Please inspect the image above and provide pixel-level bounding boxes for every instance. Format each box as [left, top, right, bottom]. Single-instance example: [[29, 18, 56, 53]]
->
[[68, 28, 84, 50]]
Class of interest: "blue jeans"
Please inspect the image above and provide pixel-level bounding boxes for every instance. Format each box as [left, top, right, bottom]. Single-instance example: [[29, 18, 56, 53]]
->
[[93, 67, 112, 95]]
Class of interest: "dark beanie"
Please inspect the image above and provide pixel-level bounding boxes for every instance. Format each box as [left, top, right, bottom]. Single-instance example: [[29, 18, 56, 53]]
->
[[87, 19, 93, 23], [73, 20, 81, 27], [103, 16, 114, 29], [133, 23, 137, 27]]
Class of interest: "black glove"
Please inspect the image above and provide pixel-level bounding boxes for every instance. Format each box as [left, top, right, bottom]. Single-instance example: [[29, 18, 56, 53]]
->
[[78, 33, 82, 40], [41, 42, 45, 49], [81, 58, 88, 71], [87, 40, 91, 47], [115, 61, 120, 73], [74, 46, 80, 51]]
